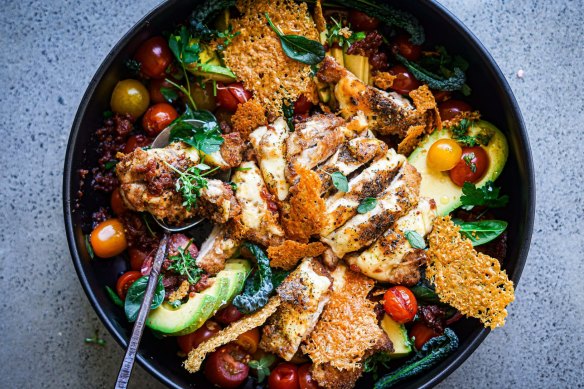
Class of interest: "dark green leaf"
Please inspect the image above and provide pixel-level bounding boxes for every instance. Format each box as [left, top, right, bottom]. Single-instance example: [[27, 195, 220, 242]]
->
[[396, 54, 466, 92], [105, 286, 123, 307], [104, 160, 118, 170], [404, 230, 426, 249], [232, 243, 274, 314], [282, 100, 295, 132], [331, 172, 349, 192], [460, 181, 509, 209], [103, 110, 113, 119], [125, 59, 141, 76], [357, 197, 377, 214], [169, 109, 224, 154], [364, 352, 392, 380], [452, 219, 508, 246], [124, 276, 165, 323], [248, 353, 276, 383], [410, 283, 440, 304], [160, 87, 179, 103], [85, 235, 94, 259]]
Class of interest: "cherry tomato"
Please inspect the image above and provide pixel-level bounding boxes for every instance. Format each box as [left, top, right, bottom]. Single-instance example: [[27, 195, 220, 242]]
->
[[190, 82, 218, 112], [348, 11, 380, 31], [111, 79, 150, 119], [110, 188, 127, 215], [149, 78, 177, 104], [177, 320, 221, 354], [294, 94, 313, 115], [269, 363, 300, 389], [216, 82, 252, 112], [409, 322, 439, 350], [235, 328, 260, 354], [426, 139, 463, 171], [134, 36, 173, 79], [298, 364, 319, 389], [90, 218, 127, 258], [214, 305, 244, 325], [124, 134, 151, 154], [449, 146, 489, 187], [116, 271, 141, 300], [388, 65, 421, 95], [391, 34, 422, 61], [432, 90, 452, 103], [384, 286, 418, 324], [128, 247, 149, 271], [142, 103, 178, 137], [204, 344, 250, 389], [438, 99, 472, 121]]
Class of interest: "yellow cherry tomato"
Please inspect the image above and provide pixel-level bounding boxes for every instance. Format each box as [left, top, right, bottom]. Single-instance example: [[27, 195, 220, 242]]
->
[[235, 328, 260, 354], [110, 79, 150, 119], [90, 218, 127, 258], [426, 139, 463, 171], [189, 82, 217, 112]]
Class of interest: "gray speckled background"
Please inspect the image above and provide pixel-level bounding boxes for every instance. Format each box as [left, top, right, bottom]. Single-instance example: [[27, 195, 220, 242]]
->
[[0, 0, 582, 388]]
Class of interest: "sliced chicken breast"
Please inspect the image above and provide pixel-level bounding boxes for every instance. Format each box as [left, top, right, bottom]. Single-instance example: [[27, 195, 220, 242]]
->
[[196, 224, 240, 275]]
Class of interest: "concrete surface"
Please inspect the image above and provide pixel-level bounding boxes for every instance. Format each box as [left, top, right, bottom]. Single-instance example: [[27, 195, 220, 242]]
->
[[0, 0, 582, 388]]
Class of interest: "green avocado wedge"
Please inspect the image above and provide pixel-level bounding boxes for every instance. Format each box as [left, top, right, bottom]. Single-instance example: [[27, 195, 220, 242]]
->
[[380, 314, 412, 358], [408, 120, 508, 216]]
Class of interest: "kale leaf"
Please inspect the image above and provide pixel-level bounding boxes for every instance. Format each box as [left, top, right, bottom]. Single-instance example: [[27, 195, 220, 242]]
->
[[232, 243, 275, 314], [396, 54, 466, 92]]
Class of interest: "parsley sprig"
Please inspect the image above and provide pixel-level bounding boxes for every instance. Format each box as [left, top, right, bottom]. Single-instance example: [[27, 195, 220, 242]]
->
[[326, 17, 366, 50], [460, 181, 509, 209], [165, 162, 219, 211], [450, 119, 493, 147], [168, 26, 200, 109], [248, 354, 276, 383], [168, 240, 204, 284]]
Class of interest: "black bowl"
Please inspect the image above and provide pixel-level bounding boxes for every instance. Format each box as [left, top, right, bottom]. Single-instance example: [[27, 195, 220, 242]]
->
[[63, 0, 535, 387]]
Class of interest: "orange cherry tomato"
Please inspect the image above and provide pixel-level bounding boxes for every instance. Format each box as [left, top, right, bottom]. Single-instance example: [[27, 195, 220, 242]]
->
[[110, 188, 127, 215], [90, 218, 127, 258], [235, 328, 260, 354], [141, 103, 178, 137], [134, 36, 173, 79], [409, 322, 439, 350], [449, 146, 489, 187], [177, 320, 221, 354], [438, 99, 472, 121], [426, 139, 463, 171], [298, 364, 319, 389], [383, 286, 418, 324], [116, 271, 142, 300], [110, 79, 150, 119]]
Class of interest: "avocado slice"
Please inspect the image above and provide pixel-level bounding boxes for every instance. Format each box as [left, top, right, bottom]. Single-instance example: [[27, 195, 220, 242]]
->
[[380, 314, 412, 358], [408, 120, 508, 216], [343, 53, 370, 84], [185, 43, 236, 83], [223, 259, 252, 302]]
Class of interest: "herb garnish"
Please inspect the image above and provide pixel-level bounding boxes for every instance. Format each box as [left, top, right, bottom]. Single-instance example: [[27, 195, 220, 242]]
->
[[453, 219, 508, 246], [124, 276, 165, 322], [215, 25, 240, 52], [404, 230, 426, 249], [364, 352, 392, 380], [85, 235, 94, 259], [265, 13, 325, 66], [168, 240, 205, 284], [169, 107, 224, 154], [160, 86, 179, 103], [282, 99, 295, 132], [168, 26, 201, 108], [326, 17, 366, 50], [141, 213, 156, 237], [460, 181, 509, 209], [84, 329, 106, 347], [331, 172, 349, 192], [463, 152, 477, 173], [165, 162, 218, 211], [105, 286, 124, 307], [396, 54, 466, 92], [248, 354, 276, 383], [450, 119, 492, 147], [103, 160, 118, 170], [357, 197, 378, 213]]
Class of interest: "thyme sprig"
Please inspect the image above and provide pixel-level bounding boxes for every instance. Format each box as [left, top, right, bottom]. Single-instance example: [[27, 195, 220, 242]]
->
[[164, 162, 219, 210], [168, 240, 204, 284]]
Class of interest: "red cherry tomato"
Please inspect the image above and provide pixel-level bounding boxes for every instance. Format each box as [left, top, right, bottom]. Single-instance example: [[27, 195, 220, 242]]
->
[[214, 305, 244, 325], [128, 247, 149, 271], [438, 99, 472, 121], [116, 271, 142, 300], [216, 82, 252, 112], [294, 95, 313, 115], [432, 90, 452, 103], [141, 103, 178, 137], [298, 364, 319, 389], [177, 320, 221, 354], [383, 286, 418, 324], [110, 188, 127, 215], [149, 78, 177, 104], [134, 36, 173, 79], [388, 65, 421, 95], [204, 344, 250, 389], [409, 322, 439, 350], [348, 11, 380, 31], [391, 34, 422, 61], [269, 363, 300, 389], [124, 134, 151, 154], [449, 146, 489, 186]]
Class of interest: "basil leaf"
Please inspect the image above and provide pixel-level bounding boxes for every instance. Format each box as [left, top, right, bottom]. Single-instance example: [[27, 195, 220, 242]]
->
[[452, 219, 508, 246], [404, 230, 426, 249], [410, 283, 440, 304], [331, 172, 349, 192], [105, 286, 124, 307], [169, 109, 224, 154], [357, 197, 377, 214], [124, 276, 165, 323]]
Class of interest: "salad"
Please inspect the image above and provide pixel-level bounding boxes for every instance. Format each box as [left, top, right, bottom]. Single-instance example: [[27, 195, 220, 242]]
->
[[81, 0, 516, 387]]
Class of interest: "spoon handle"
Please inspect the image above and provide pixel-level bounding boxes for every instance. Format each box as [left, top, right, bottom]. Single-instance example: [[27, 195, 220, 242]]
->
[[115, 233, 170, 389]]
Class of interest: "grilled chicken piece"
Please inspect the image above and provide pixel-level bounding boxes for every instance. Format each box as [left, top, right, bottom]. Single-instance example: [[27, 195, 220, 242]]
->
[[317, 56, 425, 138], [259, 258, 332, 361], [346, 197, 437, 284], [322, 163, 421, 257], [249, 117, 290, 201], [202, 132, 245, 170], [231, 161, 285, 247], [320, 148, 406, 236], [196, 224, 240, 275]]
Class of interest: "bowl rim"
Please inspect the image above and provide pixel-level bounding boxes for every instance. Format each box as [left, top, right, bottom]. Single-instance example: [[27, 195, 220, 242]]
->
[[63, 0, 535, 387]]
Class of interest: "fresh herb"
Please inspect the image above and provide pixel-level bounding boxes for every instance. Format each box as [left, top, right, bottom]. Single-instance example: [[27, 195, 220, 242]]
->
[[103, 110, 114, 119], [326, 17, 366, 50], [452, 219, 508, 246], [189, 0, 237, 42], [168, 26, 201, 108], [463, 152, 477, 173], [216, 25, 240, 52], [282, 99, 295, 132], [265, 13, 325, 66], [169, 106, 224, 154], [357, 197, 377, 213], [229, 182, 238, 191], [460, 181, 509, 209], [124, 59, 141, 76], [374, 328, 459, 388], [450, 119, 492, 147], [410, 282, 440, 304], [232, 243, 274, 314], [330, 171, 349, 192], [84, 329, 106, 347], [364, 352, 392, 380], [396, 54, 466, 92], [104, 160, 118, 171], [160, 86, 179, 103], [124, 276, 165, 323], [248, 353, 276, 383], [168, 240, 205, 284], [165, 162, 218, 211], [404, 230, 426, 249], [141, 213, 156, 237], [416, 45, 471, 94], [85, 235, 94, 259], [105, 286, 124, 307]]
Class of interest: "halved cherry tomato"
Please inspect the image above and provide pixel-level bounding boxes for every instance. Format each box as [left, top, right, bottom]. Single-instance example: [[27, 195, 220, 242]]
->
[[149, 78, 177, 104], [90, 218, 127, 258], [142, 103, 178, 137], [214, 305, 244, 325], [391, 34, 422, 61], [216, 82, 252, 112], [388, 65, 421, 95], [134, 36, 173, 79], [294, 94, 313, 115], [177, 320, 221, 354], [449, 146, 489, 186], [409, 322, 439, 350], [438, 99, 472, 121], [124, 134, 151, 154], [432, 90, 452, 103], [190, 82, 218, 112], [269, 363, 300, 389], [426, 139, 463, 171], [116, 271, 141, 300], [110, 188, 127, 215], [204, 344, 250, 389], [348, 11, 380, 31], [235, 328, 260, 354], [128, 247, 149, 271], [384, 286, 418, 324], [111, 79, 150, 119], [298, 364, 319, 389]]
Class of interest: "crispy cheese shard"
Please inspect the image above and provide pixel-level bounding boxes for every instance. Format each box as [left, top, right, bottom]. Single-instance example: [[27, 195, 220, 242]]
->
[[259, 258, 332, 360], [267, 241, 327, 270]]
